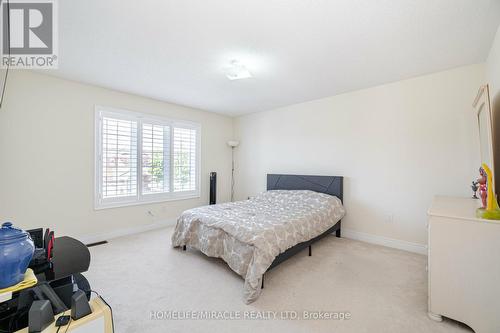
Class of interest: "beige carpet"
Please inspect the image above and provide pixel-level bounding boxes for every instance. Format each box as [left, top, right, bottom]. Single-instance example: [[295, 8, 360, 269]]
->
[[84, 227, 472, 333]]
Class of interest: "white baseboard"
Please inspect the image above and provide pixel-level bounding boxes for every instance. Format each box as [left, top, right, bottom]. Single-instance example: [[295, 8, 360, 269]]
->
[[77, 219, 176, 245], [341, 228, 428, 255], [76, 220, 426, 255]]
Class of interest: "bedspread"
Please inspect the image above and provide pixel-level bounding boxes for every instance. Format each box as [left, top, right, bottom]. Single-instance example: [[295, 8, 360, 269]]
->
[[171, 190, 345, 303]]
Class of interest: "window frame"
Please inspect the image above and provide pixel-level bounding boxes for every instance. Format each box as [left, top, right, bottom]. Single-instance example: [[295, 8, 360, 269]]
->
[[94, 105, 201, 210]]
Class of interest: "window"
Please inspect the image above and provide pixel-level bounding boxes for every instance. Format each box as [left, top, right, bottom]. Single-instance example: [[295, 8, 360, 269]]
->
[[95, 106, 201, 209]]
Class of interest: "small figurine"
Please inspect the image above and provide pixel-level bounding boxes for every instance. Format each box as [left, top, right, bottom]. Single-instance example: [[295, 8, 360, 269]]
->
[[471, 181, 479, 199], [477, 167, 488, 209], [475, 163, 500, 220]]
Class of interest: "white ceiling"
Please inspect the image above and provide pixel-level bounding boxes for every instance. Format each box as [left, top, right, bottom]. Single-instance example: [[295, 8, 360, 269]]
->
[[48, 0, 500, 116]]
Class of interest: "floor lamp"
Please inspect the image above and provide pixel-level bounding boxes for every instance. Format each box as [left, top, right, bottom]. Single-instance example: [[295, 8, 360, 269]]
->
[[227, 140, 239, 202]]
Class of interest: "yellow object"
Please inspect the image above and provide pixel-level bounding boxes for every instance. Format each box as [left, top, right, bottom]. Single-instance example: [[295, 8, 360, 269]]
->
[[0, 269, 37, 294], [482, 164, 498, 210], [15, 296, 114, 333], [476, 163, 500, 220]]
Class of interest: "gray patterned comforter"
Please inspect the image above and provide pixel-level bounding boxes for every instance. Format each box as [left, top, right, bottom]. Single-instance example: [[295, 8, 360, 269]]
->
[[171, 190, 345, 303]]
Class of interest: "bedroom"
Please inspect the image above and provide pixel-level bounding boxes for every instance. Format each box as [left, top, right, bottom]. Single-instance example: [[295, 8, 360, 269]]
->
[[0, 0, 499, 332]]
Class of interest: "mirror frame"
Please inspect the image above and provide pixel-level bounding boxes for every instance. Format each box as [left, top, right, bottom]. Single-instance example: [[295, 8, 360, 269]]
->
[[473, 84, 495, 192]]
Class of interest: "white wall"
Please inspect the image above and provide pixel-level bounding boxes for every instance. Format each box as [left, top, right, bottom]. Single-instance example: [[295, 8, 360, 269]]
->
[[487, 25, 500, 190], [0, 71, 233, 241], [234, 64, 485, 246], [0, 62, 489, 248]]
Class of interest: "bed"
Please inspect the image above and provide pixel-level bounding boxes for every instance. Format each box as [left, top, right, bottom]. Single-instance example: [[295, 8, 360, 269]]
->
[[171, 174, 345, 303]]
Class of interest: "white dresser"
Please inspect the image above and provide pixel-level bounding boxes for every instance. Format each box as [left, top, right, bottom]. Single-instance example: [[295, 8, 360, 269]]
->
[[428, 196, 500, 333]]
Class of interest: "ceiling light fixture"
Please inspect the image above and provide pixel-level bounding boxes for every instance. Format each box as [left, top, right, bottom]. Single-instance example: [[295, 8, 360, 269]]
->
[[224, 60, 252, 80]]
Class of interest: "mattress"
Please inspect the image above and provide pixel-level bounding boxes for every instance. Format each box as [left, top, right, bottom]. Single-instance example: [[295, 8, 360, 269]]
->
[[171, 190, 345, 303]]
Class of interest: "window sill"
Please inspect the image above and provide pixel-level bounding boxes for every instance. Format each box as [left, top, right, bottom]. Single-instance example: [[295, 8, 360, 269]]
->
[[94, 192, 201, 210]]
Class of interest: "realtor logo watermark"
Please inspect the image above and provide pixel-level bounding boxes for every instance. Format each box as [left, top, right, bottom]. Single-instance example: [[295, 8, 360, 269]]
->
[[1, 0, 58, 69]]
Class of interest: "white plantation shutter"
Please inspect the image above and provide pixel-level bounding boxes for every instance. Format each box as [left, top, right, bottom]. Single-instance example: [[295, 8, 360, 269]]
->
[[101, 116, 138, 199], [142, 123, 170, 194], [96, 107, 200, 209], [173, 127, 197, 192]]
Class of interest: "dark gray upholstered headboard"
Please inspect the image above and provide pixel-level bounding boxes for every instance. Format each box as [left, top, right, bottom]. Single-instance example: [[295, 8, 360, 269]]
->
[[267, 174, 343, 202]]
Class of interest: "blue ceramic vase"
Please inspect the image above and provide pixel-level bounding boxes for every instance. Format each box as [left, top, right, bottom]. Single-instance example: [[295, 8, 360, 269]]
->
[[0, 222, 35, 289]]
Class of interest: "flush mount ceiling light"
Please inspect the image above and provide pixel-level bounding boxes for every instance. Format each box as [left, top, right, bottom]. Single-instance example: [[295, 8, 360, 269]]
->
[[224, 60, 252, 80]]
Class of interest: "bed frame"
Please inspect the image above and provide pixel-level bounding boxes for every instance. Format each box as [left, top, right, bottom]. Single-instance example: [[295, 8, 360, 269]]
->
[[181, 173, 344, 289], [262, 174, 343, 288]]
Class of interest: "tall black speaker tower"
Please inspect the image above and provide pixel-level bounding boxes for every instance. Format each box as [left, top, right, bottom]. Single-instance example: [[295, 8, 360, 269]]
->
[[209, 172, 217, 205]]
